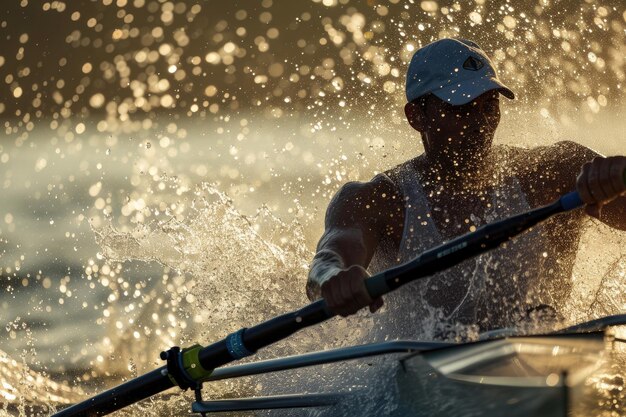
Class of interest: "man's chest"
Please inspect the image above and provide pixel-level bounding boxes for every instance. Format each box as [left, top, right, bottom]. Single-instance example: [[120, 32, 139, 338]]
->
[[426, 190, 494, 236]]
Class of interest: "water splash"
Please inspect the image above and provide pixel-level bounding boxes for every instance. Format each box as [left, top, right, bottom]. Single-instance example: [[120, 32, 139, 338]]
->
[[0, 318, 84, 416], [0, 1, 624, 415], [87, 181, 318, 395]]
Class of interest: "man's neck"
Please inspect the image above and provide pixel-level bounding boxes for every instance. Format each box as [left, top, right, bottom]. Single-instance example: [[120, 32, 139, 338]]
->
[[422, 149, 494, 188]]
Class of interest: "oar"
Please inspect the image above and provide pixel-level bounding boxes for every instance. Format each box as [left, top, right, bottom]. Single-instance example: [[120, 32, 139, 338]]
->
[[53, 191, 586, 416]]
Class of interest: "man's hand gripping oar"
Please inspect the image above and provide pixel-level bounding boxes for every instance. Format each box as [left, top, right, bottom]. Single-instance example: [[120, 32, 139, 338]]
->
[[577, 156, 626, 219], [53, 167, 626, 417]]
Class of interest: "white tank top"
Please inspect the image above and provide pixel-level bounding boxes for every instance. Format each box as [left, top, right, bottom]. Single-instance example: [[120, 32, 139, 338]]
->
[[368, 159, 551, 340]]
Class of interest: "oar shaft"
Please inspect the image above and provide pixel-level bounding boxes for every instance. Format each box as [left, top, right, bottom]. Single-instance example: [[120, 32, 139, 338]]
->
[[52, 368, 173, 417], [198, 300, 331, 370]]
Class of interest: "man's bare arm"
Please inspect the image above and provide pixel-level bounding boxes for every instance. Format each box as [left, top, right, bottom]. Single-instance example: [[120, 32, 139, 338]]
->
[[532, 141, 626, 230], [306, 174, 401, 316]]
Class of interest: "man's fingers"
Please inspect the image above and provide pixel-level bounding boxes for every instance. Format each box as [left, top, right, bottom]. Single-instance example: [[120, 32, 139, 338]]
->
[[585, 203, 602, 219], [322, 271, 358, 317], [597, 158, 614, 201], [369, 297, 384, 313], [578, 157, 626, 208], [577, 162, 594, 204], [331, 277, 352, 317], [349, 272, 372, 308], [572, 155, 626, 222], [609, 158, 626, 195], [586, 159, 605, 201], [321, 266, 381, 317], [335, 272, 359, 316], [321, 279, 341, 313]]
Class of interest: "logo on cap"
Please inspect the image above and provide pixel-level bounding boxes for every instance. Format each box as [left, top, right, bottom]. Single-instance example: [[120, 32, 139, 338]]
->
[[462, 56, 484, 71]]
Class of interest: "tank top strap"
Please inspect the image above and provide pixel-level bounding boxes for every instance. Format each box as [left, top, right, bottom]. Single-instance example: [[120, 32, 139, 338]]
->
[[385, 160, 442, 264]]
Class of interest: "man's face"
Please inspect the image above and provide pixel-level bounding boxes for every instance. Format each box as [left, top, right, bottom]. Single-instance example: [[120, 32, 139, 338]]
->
[[420, 91, 501, 161]]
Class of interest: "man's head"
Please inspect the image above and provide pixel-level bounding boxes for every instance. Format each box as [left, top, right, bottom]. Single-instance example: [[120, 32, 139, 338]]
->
[[404, 39, 514, 164]]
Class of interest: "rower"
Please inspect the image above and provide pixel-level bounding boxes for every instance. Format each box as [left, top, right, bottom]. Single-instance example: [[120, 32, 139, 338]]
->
[[306, 38, 626, 338]]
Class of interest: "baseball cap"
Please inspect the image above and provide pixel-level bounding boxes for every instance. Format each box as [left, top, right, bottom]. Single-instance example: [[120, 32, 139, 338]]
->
[[406, 38, 515, 105]]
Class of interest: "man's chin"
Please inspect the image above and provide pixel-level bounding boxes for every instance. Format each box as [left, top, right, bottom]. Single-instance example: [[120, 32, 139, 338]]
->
[[459, 135, 493, 156]]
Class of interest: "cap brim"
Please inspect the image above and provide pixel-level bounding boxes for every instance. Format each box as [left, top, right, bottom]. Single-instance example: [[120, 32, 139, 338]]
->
[[432, 77, 515, 106]]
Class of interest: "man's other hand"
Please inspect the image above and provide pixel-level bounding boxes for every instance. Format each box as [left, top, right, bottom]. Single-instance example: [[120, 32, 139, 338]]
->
[[576, 156, 626, 218], [320, 265, 384, 317]]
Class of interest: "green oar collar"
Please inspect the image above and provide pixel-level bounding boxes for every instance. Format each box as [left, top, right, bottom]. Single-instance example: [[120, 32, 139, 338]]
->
[[160, 345, 213, 389]]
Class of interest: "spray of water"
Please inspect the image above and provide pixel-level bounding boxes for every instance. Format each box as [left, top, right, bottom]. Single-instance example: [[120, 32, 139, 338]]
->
[[0, 0, 625, 415]]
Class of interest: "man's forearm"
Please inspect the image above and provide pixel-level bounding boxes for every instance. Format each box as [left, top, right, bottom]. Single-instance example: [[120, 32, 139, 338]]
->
[[306, 249, 346, 301]]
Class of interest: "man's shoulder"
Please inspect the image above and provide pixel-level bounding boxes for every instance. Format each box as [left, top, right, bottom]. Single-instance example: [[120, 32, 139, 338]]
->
[[330, 172, 400, 212], [498, 141, 599, 205], [341, 156, 425, 200], [335, 172, 396, 198], [379, 155, 425, 186], [325, 173, 404, 236], [498, 141, 597, 163], [496, 142, 598, 177]]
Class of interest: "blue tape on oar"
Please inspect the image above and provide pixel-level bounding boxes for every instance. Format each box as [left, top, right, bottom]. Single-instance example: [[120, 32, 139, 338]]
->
[[226, 328, 253, 359], [560, 191, 584, 211]]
